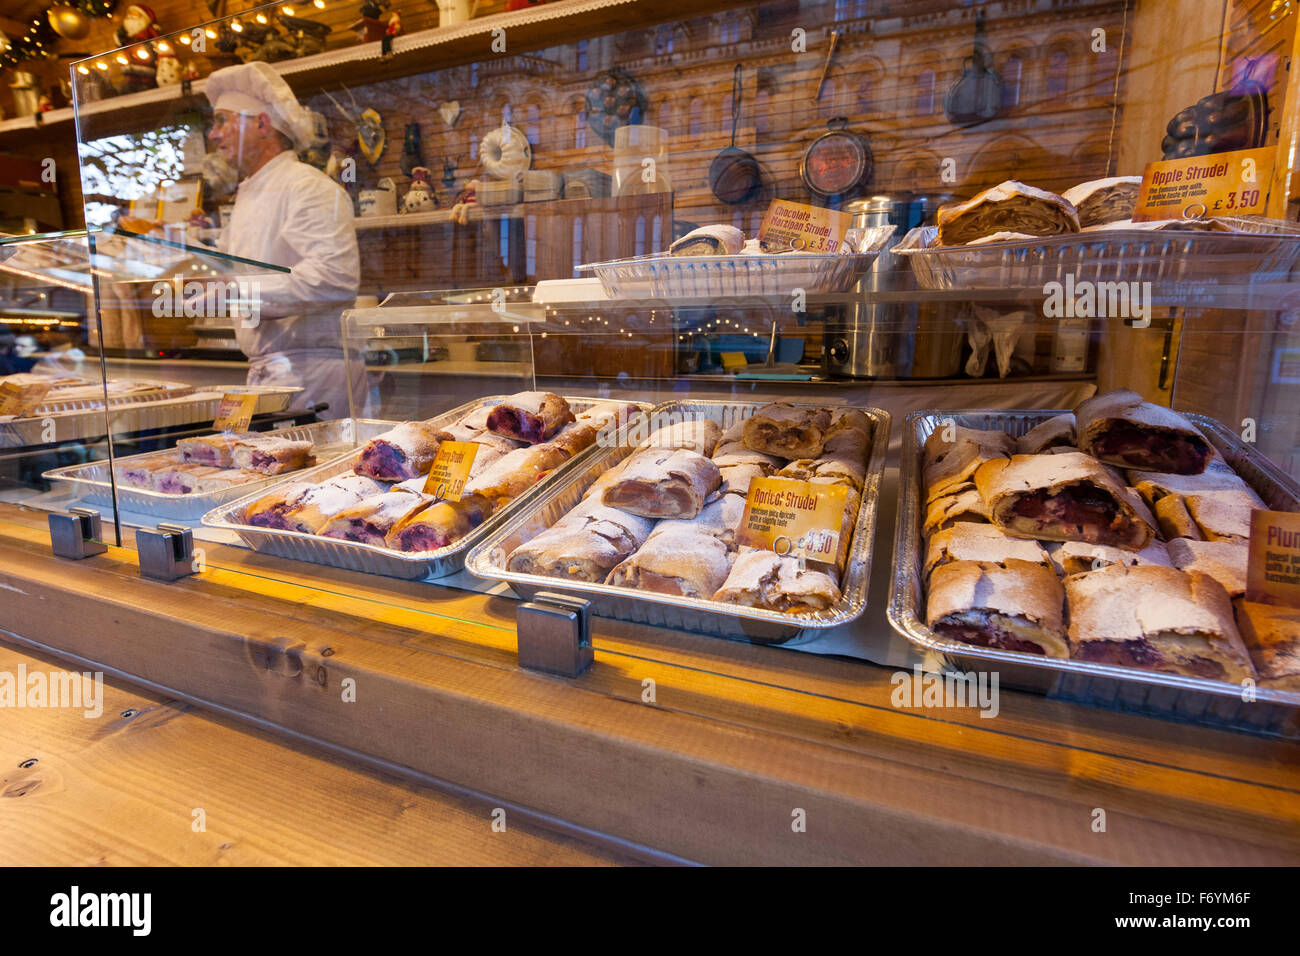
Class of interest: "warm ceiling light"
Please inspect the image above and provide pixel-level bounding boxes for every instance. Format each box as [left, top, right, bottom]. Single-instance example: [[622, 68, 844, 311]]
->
[[95, 60, 108, 70], [255, 13, 267, 23], [282, 5, 295, 14], [156, 41, 171, 53], [178, 34, 191, 44], [115, 54, 128, 64], [314, 0, 325, 7], [135, 47, 150, 59], [205, 28, 217, 38], [77, 64, 89, 74], [230, 20, 243, 31]]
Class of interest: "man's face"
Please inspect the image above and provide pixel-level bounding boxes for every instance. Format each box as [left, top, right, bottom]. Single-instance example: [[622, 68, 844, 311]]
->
[[208, 109, 252, 174]]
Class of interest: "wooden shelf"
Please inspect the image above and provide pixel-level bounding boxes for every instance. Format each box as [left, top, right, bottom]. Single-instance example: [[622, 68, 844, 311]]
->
[[7, 0, 756, 144]]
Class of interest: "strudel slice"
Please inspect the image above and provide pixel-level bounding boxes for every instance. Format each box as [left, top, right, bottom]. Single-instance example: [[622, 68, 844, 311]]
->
[[1066, 565, 1255, 683], [600, 448, 721, 519], [153, 464, 225, 495], [924, 524, 1051, 580], [465, 443, 571, 502], [1047, 539, 1172, 577], [711, 442, 783, 473], [926, 559, 1068, 658], [922, 485, 990, 537], [1233, 600, 1300, 691], [354, 422, 443, 481], [385, 494, 493, 552], [975, 452, 1153, 550], [1061, 176, 1143, 228], [936, 181, 1079, 246], [1016, 414, 1076, 454], [115, 454, 179, 490], [1075, 389, 1213, 474], [485, 392, 574, 444], [712, 550, 841, 613], [922, 426, 1015, 503], [230, 434, 314, 475], [647, 495, 746, 550], [1167, 537, 1247, 597], [717, 464, 768, 497], [742, 404, 832, 459], [317, 489, 433, 546], [244, 475, 386, 534], [506, 499, 656, 582], [607, 527, 733, 599]]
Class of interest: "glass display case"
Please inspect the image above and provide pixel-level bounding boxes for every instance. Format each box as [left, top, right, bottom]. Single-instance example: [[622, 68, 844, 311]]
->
[[3, 0, 1296, 741]]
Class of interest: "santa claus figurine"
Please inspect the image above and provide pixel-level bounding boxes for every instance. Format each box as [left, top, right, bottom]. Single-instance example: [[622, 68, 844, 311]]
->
[[155, 47, 182, 86], [115, 4, 161, 47]]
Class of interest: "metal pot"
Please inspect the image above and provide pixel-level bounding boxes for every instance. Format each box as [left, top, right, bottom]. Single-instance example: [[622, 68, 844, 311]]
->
[[709, 64, 761, 204]]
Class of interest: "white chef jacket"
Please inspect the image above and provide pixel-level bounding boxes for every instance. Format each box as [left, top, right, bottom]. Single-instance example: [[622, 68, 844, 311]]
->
[[218, 150, 360, 358]]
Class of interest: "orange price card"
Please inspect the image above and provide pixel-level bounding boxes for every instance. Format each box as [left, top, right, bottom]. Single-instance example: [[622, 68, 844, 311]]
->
[[1133, 146, 1273, 221], [735, 476, 850, 568], [423, 440, 480, 500]]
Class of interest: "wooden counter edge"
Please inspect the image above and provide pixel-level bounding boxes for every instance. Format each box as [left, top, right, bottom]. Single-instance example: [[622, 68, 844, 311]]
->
[[0, 524, 1294, 866]]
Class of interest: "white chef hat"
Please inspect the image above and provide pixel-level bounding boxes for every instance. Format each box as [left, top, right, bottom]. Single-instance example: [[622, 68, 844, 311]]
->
[[205, 61, 310, 149]]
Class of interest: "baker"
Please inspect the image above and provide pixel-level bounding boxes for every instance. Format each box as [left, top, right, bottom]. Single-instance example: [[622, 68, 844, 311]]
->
[[203, 61, 363, 420]]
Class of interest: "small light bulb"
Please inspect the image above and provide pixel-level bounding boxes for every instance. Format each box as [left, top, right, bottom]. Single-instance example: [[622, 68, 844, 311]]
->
[[255, 13, 267, 24], [157, 41, 171, 53], [314, 0, 325, 7], [231, 21, 243, 32], [282, 5, 295, 14], [136, 47, 150, 59], [95, 61, 109, 70], [179, 34, 191, 44], [205, 28, 217, 38], [116, 54, 128, 64]]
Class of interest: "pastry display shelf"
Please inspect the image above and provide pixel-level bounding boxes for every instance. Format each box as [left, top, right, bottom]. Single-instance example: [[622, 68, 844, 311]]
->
[[351, 207, 521, 231]]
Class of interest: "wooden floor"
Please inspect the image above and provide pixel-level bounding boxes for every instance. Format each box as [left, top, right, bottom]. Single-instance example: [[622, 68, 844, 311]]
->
[[0, 640, 638, 867]]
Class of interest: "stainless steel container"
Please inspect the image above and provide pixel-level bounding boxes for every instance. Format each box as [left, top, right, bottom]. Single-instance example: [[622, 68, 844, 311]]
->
[[826, 195, 918, 378]]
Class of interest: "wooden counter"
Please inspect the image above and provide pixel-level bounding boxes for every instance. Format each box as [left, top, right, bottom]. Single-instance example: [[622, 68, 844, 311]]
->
[[0, 502, 1296, 866]]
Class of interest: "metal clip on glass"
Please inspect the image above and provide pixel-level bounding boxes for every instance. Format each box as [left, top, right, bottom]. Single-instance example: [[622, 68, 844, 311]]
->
[[516, 591, 593, 677], [135, 523, 197, 582], [48, 507, 108, 560]]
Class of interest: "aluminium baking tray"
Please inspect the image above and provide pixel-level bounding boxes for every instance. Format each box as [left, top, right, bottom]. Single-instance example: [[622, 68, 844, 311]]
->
[[466, 400, 890, 645], [888, 408, 1300, 738], [893, 217, 1300, 291], [43, 418, 398, 522], [202, 396, 652, 581], [0, 385, 301, 449], [578, 224, 895, 299]]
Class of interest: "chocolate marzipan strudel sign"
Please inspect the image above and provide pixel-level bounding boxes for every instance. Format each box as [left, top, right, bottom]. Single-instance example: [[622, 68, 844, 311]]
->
[[736, 476, 849, 567], [1247, 509, 1300, 608]]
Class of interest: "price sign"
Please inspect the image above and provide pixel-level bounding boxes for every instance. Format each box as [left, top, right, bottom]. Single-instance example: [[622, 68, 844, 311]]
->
[[423, 440, 480, 500], [1247, 509, 1300, 609], [1133, 146, 1274, 221], [212, 392, 258, 433], [758, 199, 855, 254], [735, 476, 849, 568], [0, 381, 53, 418]]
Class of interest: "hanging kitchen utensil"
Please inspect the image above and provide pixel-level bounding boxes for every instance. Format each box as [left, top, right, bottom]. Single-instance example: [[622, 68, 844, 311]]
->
[[812, 30, 840, 103], [800, 117, 873, 203], [945, 10, 1003, 125], [709, 64, 762, 205]]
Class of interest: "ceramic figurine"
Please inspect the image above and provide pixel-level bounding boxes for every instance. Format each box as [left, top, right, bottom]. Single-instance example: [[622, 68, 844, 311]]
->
[[401, 167, 437, 213], [358, 177, 398, 218], [155, 50, 182, 86]]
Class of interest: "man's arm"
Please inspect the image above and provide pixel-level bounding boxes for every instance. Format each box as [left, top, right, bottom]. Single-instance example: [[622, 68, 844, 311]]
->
[[250, 175, 360, 318]]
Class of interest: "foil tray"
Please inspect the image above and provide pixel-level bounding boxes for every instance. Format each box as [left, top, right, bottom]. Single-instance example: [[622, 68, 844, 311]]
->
[[888, 408, 1300, 738], [467, 401, 891, 645], [43, 418, 396, 522], [202, 396, 651, 581], [893, 218, 1300, 291], [0, 385, 302, 449]]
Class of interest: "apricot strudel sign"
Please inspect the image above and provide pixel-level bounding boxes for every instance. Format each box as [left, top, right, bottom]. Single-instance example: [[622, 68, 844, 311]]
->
[[736, 476, 849, 568]]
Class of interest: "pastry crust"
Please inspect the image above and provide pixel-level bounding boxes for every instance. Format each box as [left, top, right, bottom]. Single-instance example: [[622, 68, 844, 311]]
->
[[244, 475, 386, 534], [974, 452, 1153, 550], [1061, 176, 1143, 228], [648, 495, 747, 550], [354, 421, 443, 481], [922, 425, 1016, 503], [1185, 491, 1258, 542], [742, 404, 832, 459], [607, 527, 734, 598], [641, 419, 723, 454], [1016, 414, 1077, 454], [507, 498, 656, 582], [1128, 461, 1262, 508], [1074, 389, 1212, 474], [600, 447, 721, 519], [937, 181, 1080, 246], [1167, 537, 1247, 597], [712, 550, 841, 613], [717, 463, 768, 497], [1155, 494, 1202, 540], [116, 454, 181, 490], [1233, 600, 1300, 691], [1065, 565, 1255, 683], [485, 391, 575, 444], [711, 441, 784, 473], [926, 559, 1068, 658], [924, 523, 1051, 579]]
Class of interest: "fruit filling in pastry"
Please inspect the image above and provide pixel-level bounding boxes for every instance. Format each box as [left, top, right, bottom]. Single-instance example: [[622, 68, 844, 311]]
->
[[925, 559, 1068, 658], [485, 392, 574, 445], [932, 614, 1055, 656], [386, 495, 492, 553], [1088, 420, 1211, 473]]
